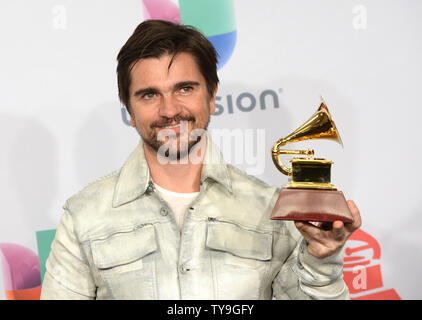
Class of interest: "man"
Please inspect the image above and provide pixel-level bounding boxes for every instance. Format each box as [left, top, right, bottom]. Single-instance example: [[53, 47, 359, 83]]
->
[[41, 20, 361, 300]]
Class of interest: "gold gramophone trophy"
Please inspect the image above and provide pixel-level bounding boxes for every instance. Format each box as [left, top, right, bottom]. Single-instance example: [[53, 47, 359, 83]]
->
[[270, 98, 353, 223]]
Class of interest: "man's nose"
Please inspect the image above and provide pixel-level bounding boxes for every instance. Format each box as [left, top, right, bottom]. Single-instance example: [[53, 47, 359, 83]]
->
[[159, 94, 182, 119]]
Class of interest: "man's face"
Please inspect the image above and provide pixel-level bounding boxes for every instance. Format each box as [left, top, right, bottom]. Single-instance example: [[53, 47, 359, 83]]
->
[[128, 52, 216, 159]]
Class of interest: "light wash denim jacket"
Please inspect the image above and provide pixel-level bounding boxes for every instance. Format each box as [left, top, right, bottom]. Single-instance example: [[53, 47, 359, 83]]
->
[[41, 134, 349, 300]]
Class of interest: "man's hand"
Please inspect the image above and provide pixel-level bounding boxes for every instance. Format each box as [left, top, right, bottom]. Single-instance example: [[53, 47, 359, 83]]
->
[[294, 200, 362, 259]]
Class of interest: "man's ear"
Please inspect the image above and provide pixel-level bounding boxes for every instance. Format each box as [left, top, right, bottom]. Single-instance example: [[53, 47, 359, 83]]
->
[[209, 86, 218, 115]]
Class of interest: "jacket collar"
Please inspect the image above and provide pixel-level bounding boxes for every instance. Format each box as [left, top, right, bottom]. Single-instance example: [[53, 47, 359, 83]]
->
[[112, 132, 232, 208]]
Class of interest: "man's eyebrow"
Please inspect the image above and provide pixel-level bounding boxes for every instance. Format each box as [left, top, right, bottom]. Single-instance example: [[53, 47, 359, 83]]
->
[[133, 81, 200, 97], [174, 81, 200, 90], [133, 87, 159, 97]]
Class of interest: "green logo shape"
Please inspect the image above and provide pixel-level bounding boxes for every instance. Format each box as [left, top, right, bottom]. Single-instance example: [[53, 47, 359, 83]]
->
[[36, 229, 56, 283], [179, 0, 236, 37]]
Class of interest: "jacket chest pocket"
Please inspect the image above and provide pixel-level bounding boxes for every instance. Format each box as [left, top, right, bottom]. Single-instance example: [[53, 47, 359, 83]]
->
[[206, 219, 273, 299], [90, 224, 158, 299]]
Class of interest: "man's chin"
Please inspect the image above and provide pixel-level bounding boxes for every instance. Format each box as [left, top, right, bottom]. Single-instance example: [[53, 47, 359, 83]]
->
[[158, 148, 189, 162]]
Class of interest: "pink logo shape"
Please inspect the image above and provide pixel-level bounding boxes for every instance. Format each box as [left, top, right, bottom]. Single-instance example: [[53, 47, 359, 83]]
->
[[0, 243, 41, 294], [142, 0, 181, 24]]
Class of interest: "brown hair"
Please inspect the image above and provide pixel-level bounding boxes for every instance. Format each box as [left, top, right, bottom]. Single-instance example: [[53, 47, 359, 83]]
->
[[117, 20, 219, 114]]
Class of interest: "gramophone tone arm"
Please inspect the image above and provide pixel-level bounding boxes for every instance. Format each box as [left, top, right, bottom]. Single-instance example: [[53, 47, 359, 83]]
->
[[278, 149, 314, 157], [271, 140, 314, 176]]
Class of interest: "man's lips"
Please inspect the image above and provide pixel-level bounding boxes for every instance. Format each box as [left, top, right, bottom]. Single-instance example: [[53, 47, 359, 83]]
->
[[153, 119, 194, 129], [160, 123, 181, 129]]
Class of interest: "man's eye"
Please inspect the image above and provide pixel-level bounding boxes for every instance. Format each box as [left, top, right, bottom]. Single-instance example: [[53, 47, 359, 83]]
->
[[180, 86, 193, 93], [142, 92, 156, 100]]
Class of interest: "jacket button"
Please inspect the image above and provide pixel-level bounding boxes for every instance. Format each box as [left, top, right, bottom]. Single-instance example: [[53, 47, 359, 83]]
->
[[179, 265, 190, 274], [160, 207, 168, 216]]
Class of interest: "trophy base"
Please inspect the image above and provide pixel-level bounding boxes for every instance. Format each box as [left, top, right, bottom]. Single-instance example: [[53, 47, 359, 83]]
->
[[270, 188, 353, 223]]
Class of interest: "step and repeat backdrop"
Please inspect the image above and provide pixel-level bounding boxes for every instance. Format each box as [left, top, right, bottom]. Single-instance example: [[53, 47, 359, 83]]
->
[[1, 0, 421, 300]]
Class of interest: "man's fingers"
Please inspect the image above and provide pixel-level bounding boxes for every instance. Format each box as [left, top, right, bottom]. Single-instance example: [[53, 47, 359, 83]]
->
[[294, 221, 315, 244], [296, 220, 346, 241], [347, 200, 362, 231], [293, 202, 362, 259], [295, 221, 325, 238], [333, 220, 344, 229], [332, 220, 345, 240]]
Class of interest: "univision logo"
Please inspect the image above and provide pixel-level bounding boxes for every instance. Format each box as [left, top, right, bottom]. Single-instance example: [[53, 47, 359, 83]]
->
[[142, 0, 237, 69]]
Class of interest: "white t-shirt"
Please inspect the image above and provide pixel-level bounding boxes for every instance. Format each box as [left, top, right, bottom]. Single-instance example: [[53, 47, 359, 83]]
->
[[153, 182, 200, 231]]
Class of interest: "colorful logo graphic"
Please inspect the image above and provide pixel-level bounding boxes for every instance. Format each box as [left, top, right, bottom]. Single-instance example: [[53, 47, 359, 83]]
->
[[0, 243, 41, 300], [0, 230, 55, 300], [141, 0, 237, 69], [343, 229, 401, 300]]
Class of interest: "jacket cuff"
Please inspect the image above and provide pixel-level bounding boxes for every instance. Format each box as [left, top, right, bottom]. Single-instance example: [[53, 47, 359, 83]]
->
[[293, 238, 345, 287]]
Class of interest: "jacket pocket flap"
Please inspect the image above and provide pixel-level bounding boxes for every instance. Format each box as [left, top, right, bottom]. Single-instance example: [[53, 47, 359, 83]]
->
[[206, 220, 272, 261], [91, 225, 157, 269]]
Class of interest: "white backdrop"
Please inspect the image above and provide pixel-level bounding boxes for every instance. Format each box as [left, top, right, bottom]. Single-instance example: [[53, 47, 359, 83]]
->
[[1, 0, 421, 299]]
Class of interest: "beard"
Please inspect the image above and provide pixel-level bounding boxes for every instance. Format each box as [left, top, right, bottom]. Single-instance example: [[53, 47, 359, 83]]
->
[[135, 110, 210, 161]]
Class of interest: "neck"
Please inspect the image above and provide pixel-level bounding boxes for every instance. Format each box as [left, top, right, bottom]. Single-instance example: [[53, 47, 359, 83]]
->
[[143, 136, 207, 193]]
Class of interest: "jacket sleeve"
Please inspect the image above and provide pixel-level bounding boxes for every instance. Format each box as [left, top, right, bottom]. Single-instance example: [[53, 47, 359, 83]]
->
[[40, 207, 97, 300], [272, 220, 350, 300]]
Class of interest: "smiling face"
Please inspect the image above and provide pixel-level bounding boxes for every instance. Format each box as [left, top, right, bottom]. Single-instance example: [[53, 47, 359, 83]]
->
[[128, 52, 217, 159]]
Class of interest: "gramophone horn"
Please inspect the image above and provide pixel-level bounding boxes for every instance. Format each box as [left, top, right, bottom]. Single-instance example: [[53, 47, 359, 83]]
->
[[271, 99, 343, 176]]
